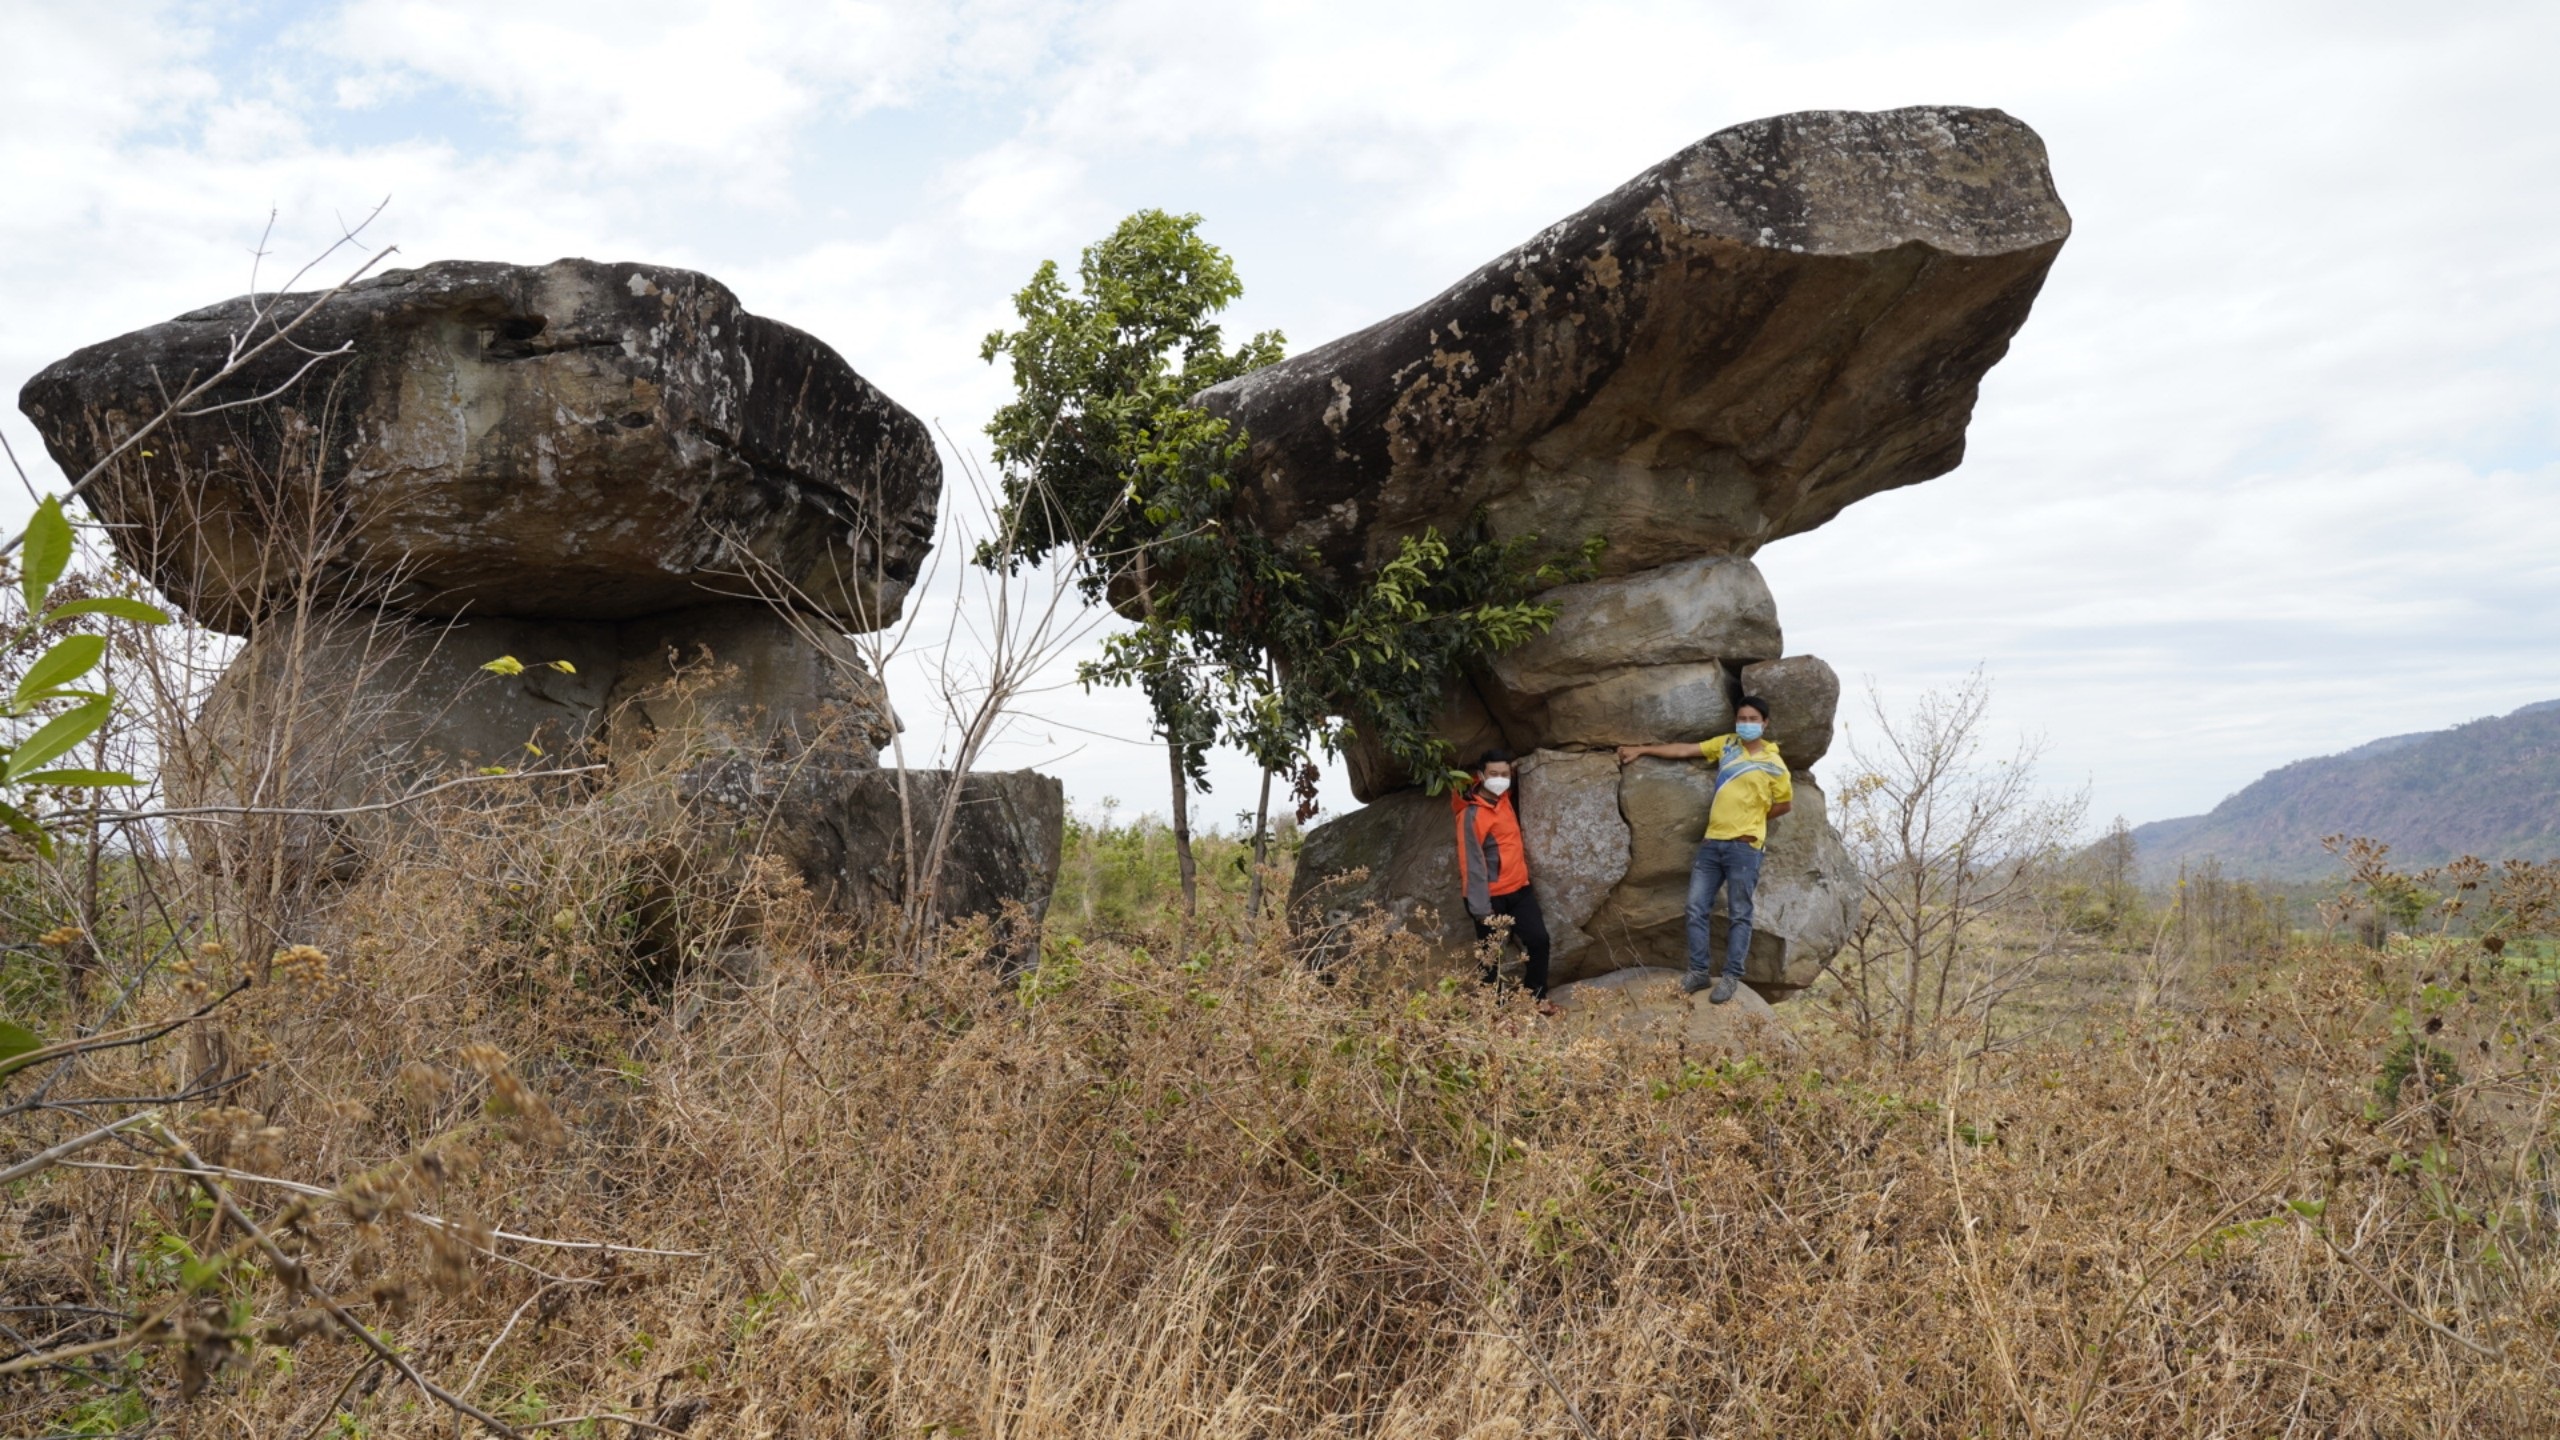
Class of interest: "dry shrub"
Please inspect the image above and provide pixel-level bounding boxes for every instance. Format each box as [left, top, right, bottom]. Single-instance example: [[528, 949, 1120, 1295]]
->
[[11, 757, 2560, 1440]]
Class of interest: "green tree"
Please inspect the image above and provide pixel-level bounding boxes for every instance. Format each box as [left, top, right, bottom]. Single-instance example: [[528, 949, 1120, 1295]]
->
[[981, 211, 1283, 913], [982, 211, 1592, 916]]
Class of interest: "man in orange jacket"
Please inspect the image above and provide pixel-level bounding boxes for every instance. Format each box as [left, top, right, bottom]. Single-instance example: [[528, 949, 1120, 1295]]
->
[[1452, 749, 1555, 1011]]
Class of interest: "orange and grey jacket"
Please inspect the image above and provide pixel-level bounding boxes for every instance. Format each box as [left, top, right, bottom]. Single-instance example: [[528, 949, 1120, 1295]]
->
[[1452, 787, 1531, 918]]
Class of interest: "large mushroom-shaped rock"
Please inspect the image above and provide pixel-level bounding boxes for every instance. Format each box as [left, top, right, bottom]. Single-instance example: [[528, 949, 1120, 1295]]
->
[[17, 259, 939, 634], [26, 257, 1062, 935], [1197, 106, 2069, 584], [1275, 106, 2064, 998]]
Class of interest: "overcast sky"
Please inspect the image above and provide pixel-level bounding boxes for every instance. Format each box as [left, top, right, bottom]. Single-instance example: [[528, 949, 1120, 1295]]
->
[[6, 0, 2556, 832]]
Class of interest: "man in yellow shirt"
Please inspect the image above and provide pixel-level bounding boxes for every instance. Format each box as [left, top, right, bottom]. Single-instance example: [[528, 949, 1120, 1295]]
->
[[1615, 695, 1794, 1003]]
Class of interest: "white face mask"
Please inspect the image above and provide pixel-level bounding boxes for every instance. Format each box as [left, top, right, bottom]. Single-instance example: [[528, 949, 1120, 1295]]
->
[[1481, 775, 1512, 797]]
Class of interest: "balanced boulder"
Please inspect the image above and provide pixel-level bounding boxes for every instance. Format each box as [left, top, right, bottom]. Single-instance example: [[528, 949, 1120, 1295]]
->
[[1197, 106, 2069, 587], [19, 259, 939, 634], [23, 260, 1059, 934], [1277, 106, 2068, 998]]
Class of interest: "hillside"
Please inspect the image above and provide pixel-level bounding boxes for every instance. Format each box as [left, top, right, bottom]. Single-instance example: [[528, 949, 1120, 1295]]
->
[[2131, 698, 2560, 881]]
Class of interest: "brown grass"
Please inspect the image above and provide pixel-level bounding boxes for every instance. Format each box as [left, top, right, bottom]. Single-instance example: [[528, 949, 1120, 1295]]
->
[[8, 773, 2560, 1438]]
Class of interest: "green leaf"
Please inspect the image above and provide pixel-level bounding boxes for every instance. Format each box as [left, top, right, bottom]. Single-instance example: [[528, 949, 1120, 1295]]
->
[[5, 694, 111, 782], [0, 1019, 37, 1067], [20, 498, 71, 615], [0, 799, 53, 858], [15, 768, 139, 787], [43, 597, 171, 626], [14, 634, 105, 709], [179, 1253, 228, 1292]]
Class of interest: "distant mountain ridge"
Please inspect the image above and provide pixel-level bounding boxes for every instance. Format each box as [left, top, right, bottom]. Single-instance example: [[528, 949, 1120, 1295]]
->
[[2130, 699, 2560, 882]]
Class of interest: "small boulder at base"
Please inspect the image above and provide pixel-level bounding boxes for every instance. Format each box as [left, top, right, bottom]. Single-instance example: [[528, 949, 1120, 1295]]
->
[[1547, 966, 1800, 1054], [828, 770, 1066, 938]]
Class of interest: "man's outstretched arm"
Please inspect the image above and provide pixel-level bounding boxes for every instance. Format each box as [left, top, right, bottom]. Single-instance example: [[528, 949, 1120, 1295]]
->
[[1615, 742, 1704, 765]]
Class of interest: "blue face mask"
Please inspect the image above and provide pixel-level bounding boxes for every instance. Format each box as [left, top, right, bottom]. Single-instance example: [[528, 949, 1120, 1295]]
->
[[1734, 721, 1765, 742]]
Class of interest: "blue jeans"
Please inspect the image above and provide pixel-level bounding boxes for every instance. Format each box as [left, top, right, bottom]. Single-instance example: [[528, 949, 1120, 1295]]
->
[[1686, 839, 1763, 980]]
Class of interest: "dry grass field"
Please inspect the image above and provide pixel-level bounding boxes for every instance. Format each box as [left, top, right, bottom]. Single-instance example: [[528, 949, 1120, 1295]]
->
[[7, 777, 2560, 1438]]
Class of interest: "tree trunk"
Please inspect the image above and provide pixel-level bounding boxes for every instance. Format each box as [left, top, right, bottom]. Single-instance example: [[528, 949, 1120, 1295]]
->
[[1133, 551, 1199, 919], [1168, 738, 1198, 917], [1244, 763, 1274, 923]]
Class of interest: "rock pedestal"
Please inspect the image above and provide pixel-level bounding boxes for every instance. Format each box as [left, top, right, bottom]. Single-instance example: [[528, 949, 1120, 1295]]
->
[[1547, 967, 1801, 1056], [1268, 106, 2069, 999], [1292, 725, 1856, 997], [21, 261, 1058, 931]]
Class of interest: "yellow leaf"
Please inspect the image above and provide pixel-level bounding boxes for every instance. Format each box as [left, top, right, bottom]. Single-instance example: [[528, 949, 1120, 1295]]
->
[[524, 740, 544, 757], [481, 655, 525, 676], [477, 765, 508, 776], [546, 659, 577, 674]]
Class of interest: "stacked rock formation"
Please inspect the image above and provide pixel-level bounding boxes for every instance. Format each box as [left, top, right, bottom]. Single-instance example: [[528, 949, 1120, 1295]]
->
[[19, 258, 1060, 923], [1203, 106, 2070, 998]]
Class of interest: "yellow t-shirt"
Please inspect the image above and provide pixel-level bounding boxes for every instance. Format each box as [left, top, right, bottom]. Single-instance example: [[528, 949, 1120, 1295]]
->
[[1698, 734, 1792, 846]]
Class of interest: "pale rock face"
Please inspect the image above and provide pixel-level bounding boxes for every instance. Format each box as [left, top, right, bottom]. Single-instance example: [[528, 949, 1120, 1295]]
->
[[607, 603, 896, 766], [1528, 663, 1736, 752], [1580, 764, 1859, 991], [1512, 749, 1630, 959], [183, 603, 880, 871], [1336, 556, 1778, 801], [18, 259, 940, 634], [1486, 557, 1781, 696], [1288, 788, 1472, 953]]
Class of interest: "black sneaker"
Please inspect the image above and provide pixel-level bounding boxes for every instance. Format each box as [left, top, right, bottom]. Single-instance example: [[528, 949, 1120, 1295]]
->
[[1680, 970, 1713, 995], [1708, 975, 1741, 1005]]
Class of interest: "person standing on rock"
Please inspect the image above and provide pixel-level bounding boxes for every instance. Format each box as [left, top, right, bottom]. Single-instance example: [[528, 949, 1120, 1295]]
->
[[1452, 750, 1557, 1014], [1615, 697, 1794, 1005]]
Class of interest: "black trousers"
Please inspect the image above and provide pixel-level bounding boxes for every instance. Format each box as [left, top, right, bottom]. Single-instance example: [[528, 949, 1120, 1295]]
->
[[1472, 885, 1553, 999]]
